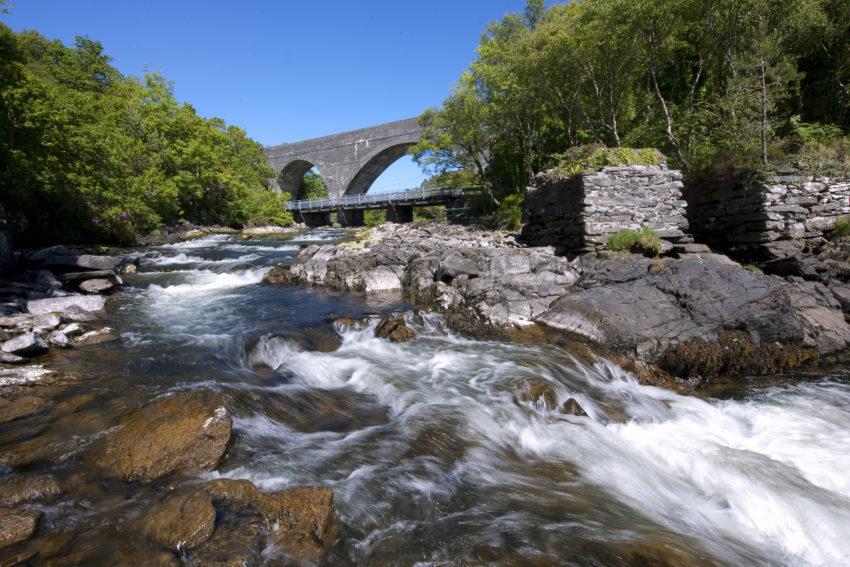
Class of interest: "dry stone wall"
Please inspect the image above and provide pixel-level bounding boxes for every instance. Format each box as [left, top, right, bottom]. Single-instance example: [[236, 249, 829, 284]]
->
[[685, 175, 850, 260], [521, 164, 689, 253]]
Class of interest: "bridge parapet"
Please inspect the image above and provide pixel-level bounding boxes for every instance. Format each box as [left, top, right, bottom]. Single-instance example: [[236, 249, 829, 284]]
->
[[285, 187, 474, 214]]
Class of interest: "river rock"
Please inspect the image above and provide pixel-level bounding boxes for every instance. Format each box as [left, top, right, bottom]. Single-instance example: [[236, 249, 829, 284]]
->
[[286, 223, 578, 327], [115, 255, 140, 274], [515, 378, 559, 411], [262, 265, 292, 285], [26, 295, 106, 317], [0, 352, 25, 364], [33, 252, 121, 272], [88, 391, 232, 483], [262, 486, 337, 558], [0, 365, 54, 387], [186, 505, 265, 566], [0, 507, 40, 549], [73, 327, 119, 346], [374, 315, 415, 343], [78, 278, 116, 294], [0, 476, 62, 507], [1, 332, 49, 357], [139, 490, 216, 550], [561, 398, 587, 416]]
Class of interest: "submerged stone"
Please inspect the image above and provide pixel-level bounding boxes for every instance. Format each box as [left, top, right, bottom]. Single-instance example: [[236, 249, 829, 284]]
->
[[0, 507, 40, 549]]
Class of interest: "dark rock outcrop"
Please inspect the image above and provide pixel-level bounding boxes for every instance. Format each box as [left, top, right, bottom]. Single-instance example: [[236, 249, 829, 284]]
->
[[539, 253, 850, 372]]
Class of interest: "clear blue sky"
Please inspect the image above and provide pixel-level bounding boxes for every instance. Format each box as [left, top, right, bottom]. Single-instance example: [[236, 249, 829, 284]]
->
[[4, 0, 531, 192]]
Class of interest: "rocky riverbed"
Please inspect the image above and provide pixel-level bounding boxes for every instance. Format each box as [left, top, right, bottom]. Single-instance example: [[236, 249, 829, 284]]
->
[[1, 225, 850, 565], [271, 222, 850, 387]]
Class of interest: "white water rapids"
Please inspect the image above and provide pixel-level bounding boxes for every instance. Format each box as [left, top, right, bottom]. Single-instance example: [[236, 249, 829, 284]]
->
[[96, 230, 850, 564]]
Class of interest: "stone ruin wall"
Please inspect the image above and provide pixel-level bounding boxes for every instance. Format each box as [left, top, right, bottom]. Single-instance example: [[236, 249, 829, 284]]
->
[[521, 164, 689, 253], [685, 175, 850, 260]]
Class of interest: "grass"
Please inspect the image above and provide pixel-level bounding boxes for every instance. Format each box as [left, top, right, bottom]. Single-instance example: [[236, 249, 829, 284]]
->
[[607, 226, 662, 257], [833, 216, 850, 239]]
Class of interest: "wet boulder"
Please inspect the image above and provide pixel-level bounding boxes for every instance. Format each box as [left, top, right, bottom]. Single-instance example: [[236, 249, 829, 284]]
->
[[262, 265, 293, 285], [374, 315, 415, 343], [139, 489, 216, 551], [78, 278, 119, 295], [1, 332, 49, 358], [0, 507, 40, 549], [73, 327, 119, 346], [262, 486, 337, 559], [88, 391, 232, 483], [26, 295, 106, 318]]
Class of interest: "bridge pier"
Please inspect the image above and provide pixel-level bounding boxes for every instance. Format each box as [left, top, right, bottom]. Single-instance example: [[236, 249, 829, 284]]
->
[[298, 211, 332, 227], [336, 209, 365, 227], [386, 205, 413, 224]]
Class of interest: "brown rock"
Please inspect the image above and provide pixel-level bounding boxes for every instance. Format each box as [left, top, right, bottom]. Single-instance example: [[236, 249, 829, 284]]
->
[[0, 507, 40, 548], [186, 505, 265, 567], [139, 490, 216, 551], [73, 327, 120, 346], [262, 265, 292, 285], [516, 379, 559, 411], [88, 391, 232, 483], [561, 398, 588, 417], [201, 478, 261, 507], [0, 475, 62, 507], [374, 315, 415, 343], [262, 486, 337, 558]]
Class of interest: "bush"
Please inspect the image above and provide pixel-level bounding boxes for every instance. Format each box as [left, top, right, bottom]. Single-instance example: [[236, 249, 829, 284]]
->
[[782, 117, 850, 177], [413, 206, 447, 222], [364, 209, 386, 227], [493, 194, 523, 231], [607, 226, 662, 256], [551, 145, 663, 177]]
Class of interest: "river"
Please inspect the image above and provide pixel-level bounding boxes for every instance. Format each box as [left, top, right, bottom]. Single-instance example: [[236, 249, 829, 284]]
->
[[10, 228, 850, 565]]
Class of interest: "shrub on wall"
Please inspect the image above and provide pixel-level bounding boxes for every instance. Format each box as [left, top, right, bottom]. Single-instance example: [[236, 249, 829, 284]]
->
[[607, 226, 662, 256]]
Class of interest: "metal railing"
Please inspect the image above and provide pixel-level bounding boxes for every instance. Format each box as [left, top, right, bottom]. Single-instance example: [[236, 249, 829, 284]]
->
[[285, 186, 475, 212]]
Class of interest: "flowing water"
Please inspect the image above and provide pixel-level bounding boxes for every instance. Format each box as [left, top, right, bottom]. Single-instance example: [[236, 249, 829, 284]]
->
[[4, 228, 850, 565]]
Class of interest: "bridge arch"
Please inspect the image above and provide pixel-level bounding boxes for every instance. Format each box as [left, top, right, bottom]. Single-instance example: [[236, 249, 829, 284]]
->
[[344, 143, 415, 196], [276, 159, 317, 198]]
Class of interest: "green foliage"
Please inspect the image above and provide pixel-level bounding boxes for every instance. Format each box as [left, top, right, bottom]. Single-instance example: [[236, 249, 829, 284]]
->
[[607, 226, 662, 257], [416, 0, 850, 202], [493, 194, 524, 231], [552, 146, 662, 177], [364, 209, 386, 227], [296, 170, 328, 200], [0, 24, 289, 244], [413, 206, 447, 222], [833, 217, 850, 240], [782, 117, 850, 177]]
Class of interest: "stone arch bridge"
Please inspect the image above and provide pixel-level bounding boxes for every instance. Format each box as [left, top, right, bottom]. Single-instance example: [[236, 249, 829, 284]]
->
[[264, 117, 422, 200], [263, 118, 470, 226]]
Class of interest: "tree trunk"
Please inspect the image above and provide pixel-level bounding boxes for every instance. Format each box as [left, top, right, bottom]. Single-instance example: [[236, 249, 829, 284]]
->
[[759, 57, 769, 167]]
